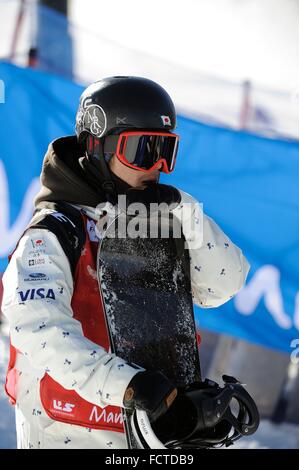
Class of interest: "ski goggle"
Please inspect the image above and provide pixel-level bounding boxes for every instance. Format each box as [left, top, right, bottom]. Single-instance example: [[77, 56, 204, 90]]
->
[[112, 131, 179, 173]]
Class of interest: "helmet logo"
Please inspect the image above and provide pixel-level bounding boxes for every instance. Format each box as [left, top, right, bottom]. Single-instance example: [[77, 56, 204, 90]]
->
[[82, 104, 107, 138], [116, 117, 127, 125], [82, 97, 92, 108], [161, 115, 171, 126]]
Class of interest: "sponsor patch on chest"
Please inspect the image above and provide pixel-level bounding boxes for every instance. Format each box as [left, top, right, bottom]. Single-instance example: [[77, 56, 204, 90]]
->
[[18, 288, 56, 302]]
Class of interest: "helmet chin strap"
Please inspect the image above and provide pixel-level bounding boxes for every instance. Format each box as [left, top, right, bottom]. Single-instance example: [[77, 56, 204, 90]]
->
[[86, 135, 117, 204]]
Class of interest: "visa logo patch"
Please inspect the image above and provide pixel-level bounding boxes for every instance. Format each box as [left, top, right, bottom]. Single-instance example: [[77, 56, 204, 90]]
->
[[18, 288, 56, 302]]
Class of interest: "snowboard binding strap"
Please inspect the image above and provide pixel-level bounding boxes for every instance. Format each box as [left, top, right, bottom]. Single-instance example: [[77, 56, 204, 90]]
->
[[131, 375, 260, 449]]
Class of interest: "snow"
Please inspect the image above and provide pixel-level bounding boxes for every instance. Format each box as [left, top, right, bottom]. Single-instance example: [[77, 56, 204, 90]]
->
[[231, 420, 299, 449]]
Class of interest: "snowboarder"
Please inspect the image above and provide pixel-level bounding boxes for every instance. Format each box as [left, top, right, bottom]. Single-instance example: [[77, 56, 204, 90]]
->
[[2, 76, 255, 449]]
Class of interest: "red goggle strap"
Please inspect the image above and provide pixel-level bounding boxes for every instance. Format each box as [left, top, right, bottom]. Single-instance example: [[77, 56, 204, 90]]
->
[[103, 135, 119, 154]]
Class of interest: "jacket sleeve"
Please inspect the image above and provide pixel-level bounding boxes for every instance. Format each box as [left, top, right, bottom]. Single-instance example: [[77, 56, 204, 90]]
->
[[173, 190, 250, 308], [1, 228, 140, 408]]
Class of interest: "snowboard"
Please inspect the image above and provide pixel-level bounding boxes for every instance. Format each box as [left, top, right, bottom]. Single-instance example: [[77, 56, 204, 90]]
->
[[97, 210, 201, 448]]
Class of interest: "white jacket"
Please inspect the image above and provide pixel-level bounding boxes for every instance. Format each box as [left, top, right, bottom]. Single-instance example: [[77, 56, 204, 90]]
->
[[1, 190, 249, 449]]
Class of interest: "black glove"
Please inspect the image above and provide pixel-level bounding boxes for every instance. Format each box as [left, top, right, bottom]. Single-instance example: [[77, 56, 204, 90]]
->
[[123, 370, 177, 422]]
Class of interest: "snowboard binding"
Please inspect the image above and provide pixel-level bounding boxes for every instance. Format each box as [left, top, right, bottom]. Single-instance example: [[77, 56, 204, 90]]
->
[[131, 375, 260, 449]]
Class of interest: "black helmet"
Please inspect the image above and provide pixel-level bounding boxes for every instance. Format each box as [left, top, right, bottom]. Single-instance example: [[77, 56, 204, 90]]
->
[[76, 76, 176, 141]]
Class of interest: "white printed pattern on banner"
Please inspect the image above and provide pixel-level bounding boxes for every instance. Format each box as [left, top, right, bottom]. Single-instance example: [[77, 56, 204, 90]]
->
[[235, 265, 298, 330]]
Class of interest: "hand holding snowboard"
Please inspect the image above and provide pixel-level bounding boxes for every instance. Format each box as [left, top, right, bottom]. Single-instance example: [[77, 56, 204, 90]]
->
[[123, 370, 177, 422]]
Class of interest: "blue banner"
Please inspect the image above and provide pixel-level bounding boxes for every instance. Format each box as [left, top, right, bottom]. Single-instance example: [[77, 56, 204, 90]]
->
[[164, 116, 299, 354], [0, 62, 82, 267], [1, 61, 298, 354]]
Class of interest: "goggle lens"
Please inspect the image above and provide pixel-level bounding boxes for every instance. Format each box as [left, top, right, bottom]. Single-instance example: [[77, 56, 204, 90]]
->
[[116, 132, 179, 173]]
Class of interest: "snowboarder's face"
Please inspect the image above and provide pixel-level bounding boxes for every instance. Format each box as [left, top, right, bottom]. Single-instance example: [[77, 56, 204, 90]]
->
[[109, 154, 162, 188]]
